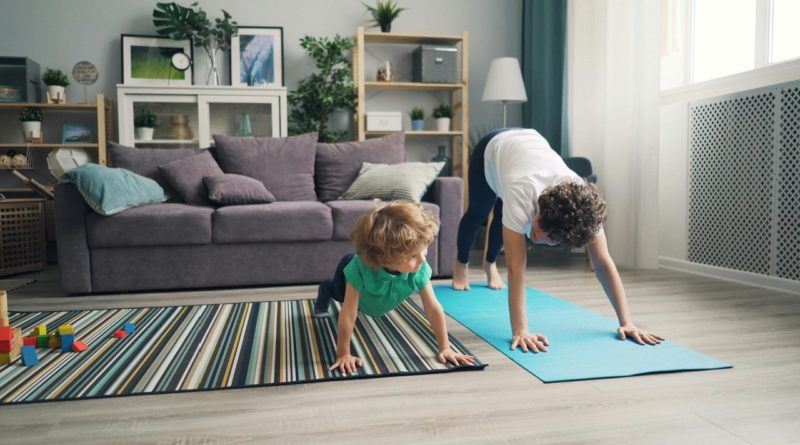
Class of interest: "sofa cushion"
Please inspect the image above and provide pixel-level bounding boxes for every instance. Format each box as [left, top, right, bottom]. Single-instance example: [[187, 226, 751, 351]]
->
[[213, 201, 333, 243], [340, 162, 444, 203], [108, 142, 201, 201], [326, 200, 441, 241], [60, 163, 169, 216], [158, 151, 223, 206], [205, 174, 276, 206], [87, 203, 213, 248], [314, 132, 405, 201], [213, 133, 318, 201]]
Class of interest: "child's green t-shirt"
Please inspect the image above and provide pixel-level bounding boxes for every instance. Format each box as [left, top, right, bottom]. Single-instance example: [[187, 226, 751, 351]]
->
[[342, 254, 432, 317]]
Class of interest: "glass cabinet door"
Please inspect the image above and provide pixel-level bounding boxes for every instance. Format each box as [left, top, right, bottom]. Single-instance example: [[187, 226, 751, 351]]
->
[[123, 94, 200, 148], [198, 95, 281, 147]]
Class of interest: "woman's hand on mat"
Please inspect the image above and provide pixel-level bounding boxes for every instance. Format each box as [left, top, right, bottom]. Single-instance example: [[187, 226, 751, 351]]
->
[[617, 324, 664, 345], [330, 354, 363, 374], [438, 349, 477, 366], [510, 332, 549, 353]]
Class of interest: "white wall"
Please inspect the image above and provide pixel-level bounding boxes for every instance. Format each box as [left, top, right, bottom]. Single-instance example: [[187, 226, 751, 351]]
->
[[0, 0, 523, 160]]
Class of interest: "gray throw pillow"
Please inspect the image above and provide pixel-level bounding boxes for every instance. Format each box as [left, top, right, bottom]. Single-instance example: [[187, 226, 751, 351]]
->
[[205, 174, 276, 206], [212, 133, 318, 201], [315, 132, 405, 201], [108, 142, 202, 201], [340, 161, 445, 203], [158, 151, 223, 206]]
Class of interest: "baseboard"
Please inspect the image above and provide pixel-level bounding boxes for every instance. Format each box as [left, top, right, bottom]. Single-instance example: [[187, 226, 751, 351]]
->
[[659, 257, 800, 296]]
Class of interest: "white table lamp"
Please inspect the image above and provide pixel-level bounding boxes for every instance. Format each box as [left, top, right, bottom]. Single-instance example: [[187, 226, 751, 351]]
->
[[482, 57, 528, 127]]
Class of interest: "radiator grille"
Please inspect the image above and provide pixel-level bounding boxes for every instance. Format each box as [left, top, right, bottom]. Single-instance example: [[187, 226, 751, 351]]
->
[[689, 81, 799, 282]]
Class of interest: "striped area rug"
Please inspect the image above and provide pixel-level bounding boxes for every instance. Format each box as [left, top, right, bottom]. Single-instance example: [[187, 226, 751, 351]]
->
[[0, 299, 485, 404]]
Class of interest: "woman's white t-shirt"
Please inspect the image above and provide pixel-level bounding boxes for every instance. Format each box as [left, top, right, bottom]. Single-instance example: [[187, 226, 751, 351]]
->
[[484, 129, 583, 237]]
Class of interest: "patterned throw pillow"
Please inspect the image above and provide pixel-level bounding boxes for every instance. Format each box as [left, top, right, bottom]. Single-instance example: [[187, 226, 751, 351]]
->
[[339, 162, 444, 203], [60, 163, 168, 216]]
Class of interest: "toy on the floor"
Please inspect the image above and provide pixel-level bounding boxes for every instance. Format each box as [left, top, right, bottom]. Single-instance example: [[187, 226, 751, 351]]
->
[[0, 290, 22, 365], [113, 330, 127, 339]]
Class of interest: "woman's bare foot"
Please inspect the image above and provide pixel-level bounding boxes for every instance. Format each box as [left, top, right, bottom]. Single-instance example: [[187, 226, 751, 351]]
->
[[483, 261, 506, 289], [452, 261, 470, 290]]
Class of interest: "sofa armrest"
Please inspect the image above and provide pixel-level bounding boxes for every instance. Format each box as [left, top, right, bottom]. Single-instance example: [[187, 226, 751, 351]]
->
[[55, 182, 93, 294], [423, 177, 463, 276]]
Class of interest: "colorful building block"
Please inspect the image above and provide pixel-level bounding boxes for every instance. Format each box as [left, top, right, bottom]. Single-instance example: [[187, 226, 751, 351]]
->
[[113, 330, 127, 339], [72, 340, 88, 352], [48, 333, 60, 349], [0, 337, 13, 353], [0, 352, 11, 365], [123, 322, 136, 334], [37, 335, 49, 348], [58, 324, 74, 335], [23, 336, 37, 347], [36, 325, 47, 336], [60, 333, 75, 352], [21, 345, 38, 366], [0, 326, 11, 341]]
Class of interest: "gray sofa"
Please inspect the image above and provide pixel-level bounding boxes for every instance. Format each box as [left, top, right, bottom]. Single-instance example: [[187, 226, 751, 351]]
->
[[55, 133, 463, 294]]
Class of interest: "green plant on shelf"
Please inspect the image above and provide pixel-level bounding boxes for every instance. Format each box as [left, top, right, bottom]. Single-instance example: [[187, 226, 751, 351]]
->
[[432, 104, 453, 119], [18, 107, 43, 122], [409, 107, 425, 120], [42, 68, 70, 87], [362, 0, 407, 33], [134, 109, 160, 128]]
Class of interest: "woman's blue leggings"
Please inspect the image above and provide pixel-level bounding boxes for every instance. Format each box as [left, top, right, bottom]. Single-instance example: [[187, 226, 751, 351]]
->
[[456, 128, 512, 264]]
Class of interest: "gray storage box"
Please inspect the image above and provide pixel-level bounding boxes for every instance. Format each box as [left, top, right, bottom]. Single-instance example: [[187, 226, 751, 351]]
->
[[0, 57, 41, 103], [412, 45, 458, 83]]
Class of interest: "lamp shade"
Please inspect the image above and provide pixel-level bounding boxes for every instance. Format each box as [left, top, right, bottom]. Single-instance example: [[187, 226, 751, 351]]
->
[[482, 57, 528, 103]]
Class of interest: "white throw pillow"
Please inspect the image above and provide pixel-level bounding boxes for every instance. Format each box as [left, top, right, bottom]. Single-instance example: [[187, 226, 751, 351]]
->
[[340, 161, 445, 202]]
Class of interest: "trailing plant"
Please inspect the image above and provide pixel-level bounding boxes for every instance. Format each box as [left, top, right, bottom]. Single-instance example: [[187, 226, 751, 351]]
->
[[134, 109, 160, 128], [362, 0, 407, 32], [288, 35, 356, 142], [432, 104, 453, 119], [409, 107, 425, 120], [42, 68, 69, 87], [18, 107, 43, 122]]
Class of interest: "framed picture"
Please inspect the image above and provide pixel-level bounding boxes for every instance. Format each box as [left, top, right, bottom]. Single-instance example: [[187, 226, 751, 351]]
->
[[62, 123, 94, 144], [121, 34, 193, 86], [230, 26, 284, 87]]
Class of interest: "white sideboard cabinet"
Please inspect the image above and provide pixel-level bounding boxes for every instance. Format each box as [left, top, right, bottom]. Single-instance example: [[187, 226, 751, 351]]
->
[[116, 85, 287, 148]]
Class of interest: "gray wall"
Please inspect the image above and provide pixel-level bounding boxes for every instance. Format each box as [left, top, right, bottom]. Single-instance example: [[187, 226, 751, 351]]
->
[[1, 0, 523, 160]]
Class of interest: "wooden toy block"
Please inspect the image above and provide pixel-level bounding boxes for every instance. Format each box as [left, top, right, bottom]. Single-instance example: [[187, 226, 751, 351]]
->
[[0, 352, 11, 365], [60, 334, 74, 352], [0, 339, 12, 353], [37, 335, 49, 348], [23, 336, 37, 347], [21, 345, 38, 366], [123, 322, 136, 334], [36, 325, 47, 336], [58, 325, 74, 335], [12, 328, 21, 356], [48, 333, 61, 349], [0, 326, 12, 341], [72, 340, 88, 352], [113, 330, 127, 339]]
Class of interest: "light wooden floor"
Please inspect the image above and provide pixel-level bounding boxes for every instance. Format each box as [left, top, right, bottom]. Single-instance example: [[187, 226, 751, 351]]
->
[[1, 248, 798, 445]]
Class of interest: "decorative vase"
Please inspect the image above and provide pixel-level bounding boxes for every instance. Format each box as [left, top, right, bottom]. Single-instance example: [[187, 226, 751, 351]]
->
[[46, 85, 65, 104], [431, 145, 452, 176], [21, 121, 41, 141], [168, 114, 194, 140], [329, 109, 351, 133], [136, 127, 154, 141], [411, 119, 424, 131], [380, 23, 391, 33], [435, 117, 451, 132], [206, 47, 221, 86], [376, 61, 394, 82], [239, 113, 253, 136]]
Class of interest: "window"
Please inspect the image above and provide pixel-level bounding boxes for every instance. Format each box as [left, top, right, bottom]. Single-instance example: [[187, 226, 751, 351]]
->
[[691, 0, 756, 83], [771, 0, 800, 63]]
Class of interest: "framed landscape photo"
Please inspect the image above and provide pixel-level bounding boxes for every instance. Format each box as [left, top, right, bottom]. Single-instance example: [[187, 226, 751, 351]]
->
[[121, 34, 193, 86], [62, 123, 93, 144], [230, 26, 284, 87]]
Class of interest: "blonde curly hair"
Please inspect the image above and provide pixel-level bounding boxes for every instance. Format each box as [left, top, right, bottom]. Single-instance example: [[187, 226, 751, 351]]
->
[[350, 201, 440, 269]]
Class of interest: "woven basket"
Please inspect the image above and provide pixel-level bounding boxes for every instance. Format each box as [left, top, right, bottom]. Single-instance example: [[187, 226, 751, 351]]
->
[[0, 199, 46, 277]]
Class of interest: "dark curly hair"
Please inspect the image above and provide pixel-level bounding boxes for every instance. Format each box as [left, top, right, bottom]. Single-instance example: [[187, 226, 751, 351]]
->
[[537, 181, 607, 248]]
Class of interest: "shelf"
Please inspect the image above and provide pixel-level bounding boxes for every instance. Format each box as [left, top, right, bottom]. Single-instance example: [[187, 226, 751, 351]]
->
[[0, 143, 99, 149], [366, 130, 463, 137], [364, 81, 463, 91], [0, 102, 101, 110], [363, 31, 462, 45]]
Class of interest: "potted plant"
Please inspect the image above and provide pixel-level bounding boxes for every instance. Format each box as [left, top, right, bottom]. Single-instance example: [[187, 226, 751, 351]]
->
[[19, 107, 43, 142], [362, 0, 407, 33], [134, 109, 159, 141], [42, 68, 69, 104], [433, 104, 453, 132], [409, 107, 425, 131]]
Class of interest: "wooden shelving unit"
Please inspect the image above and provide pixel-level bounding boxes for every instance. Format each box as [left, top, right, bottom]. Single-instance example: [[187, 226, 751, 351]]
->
[[353, 27, 469, 186], [0, 94, 113, 192]]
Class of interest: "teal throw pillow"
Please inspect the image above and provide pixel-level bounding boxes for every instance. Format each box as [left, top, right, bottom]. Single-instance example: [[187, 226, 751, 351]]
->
[[60, 163, 169, 216]]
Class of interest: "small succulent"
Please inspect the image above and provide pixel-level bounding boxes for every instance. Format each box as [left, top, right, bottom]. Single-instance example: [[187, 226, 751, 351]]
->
[[134, 109, 160, 128], [42, 68, 70, 87], [409, 106, 425, 120], [18, 107, 43, 122], [432, 104, 453, 119], [362, 0, 407, 32]]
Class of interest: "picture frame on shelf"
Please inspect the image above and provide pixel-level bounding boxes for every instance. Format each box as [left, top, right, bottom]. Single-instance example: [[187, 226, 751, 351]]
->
[[121, 34, 193, 86], [61, 123, 93, 144], [230, 26, 284, 87]]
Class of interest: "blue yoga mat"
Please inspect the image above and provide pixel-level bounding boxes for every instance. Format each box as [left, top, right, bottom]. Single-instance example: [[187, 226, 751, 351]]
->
[[435, 284, 732, 382]]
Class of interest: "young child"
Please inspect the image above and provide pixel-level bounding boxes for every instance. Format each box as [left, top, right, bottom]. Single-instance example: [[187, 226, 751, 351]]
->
[[314, 201, 476, 374]]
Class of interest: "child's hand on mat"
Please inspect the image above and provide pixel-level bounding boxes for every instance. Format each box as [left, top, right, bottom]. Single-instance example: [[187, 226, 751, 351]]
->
[[330, 354, 363, 374], [617, 324, 664, 345], [438, 349, 477, 366], [511, 332, 549, 353]]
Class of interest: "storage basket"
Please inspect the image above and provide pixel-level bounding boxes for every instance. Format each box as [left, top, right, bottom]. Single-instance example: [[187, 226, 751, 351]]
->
[[0, 198, 46, 276]]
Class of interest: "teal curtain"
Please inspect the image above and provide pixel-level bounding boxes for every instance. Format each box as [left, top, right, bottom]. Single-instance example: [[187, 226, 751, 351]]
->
[[522, 0, 568, 155]]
